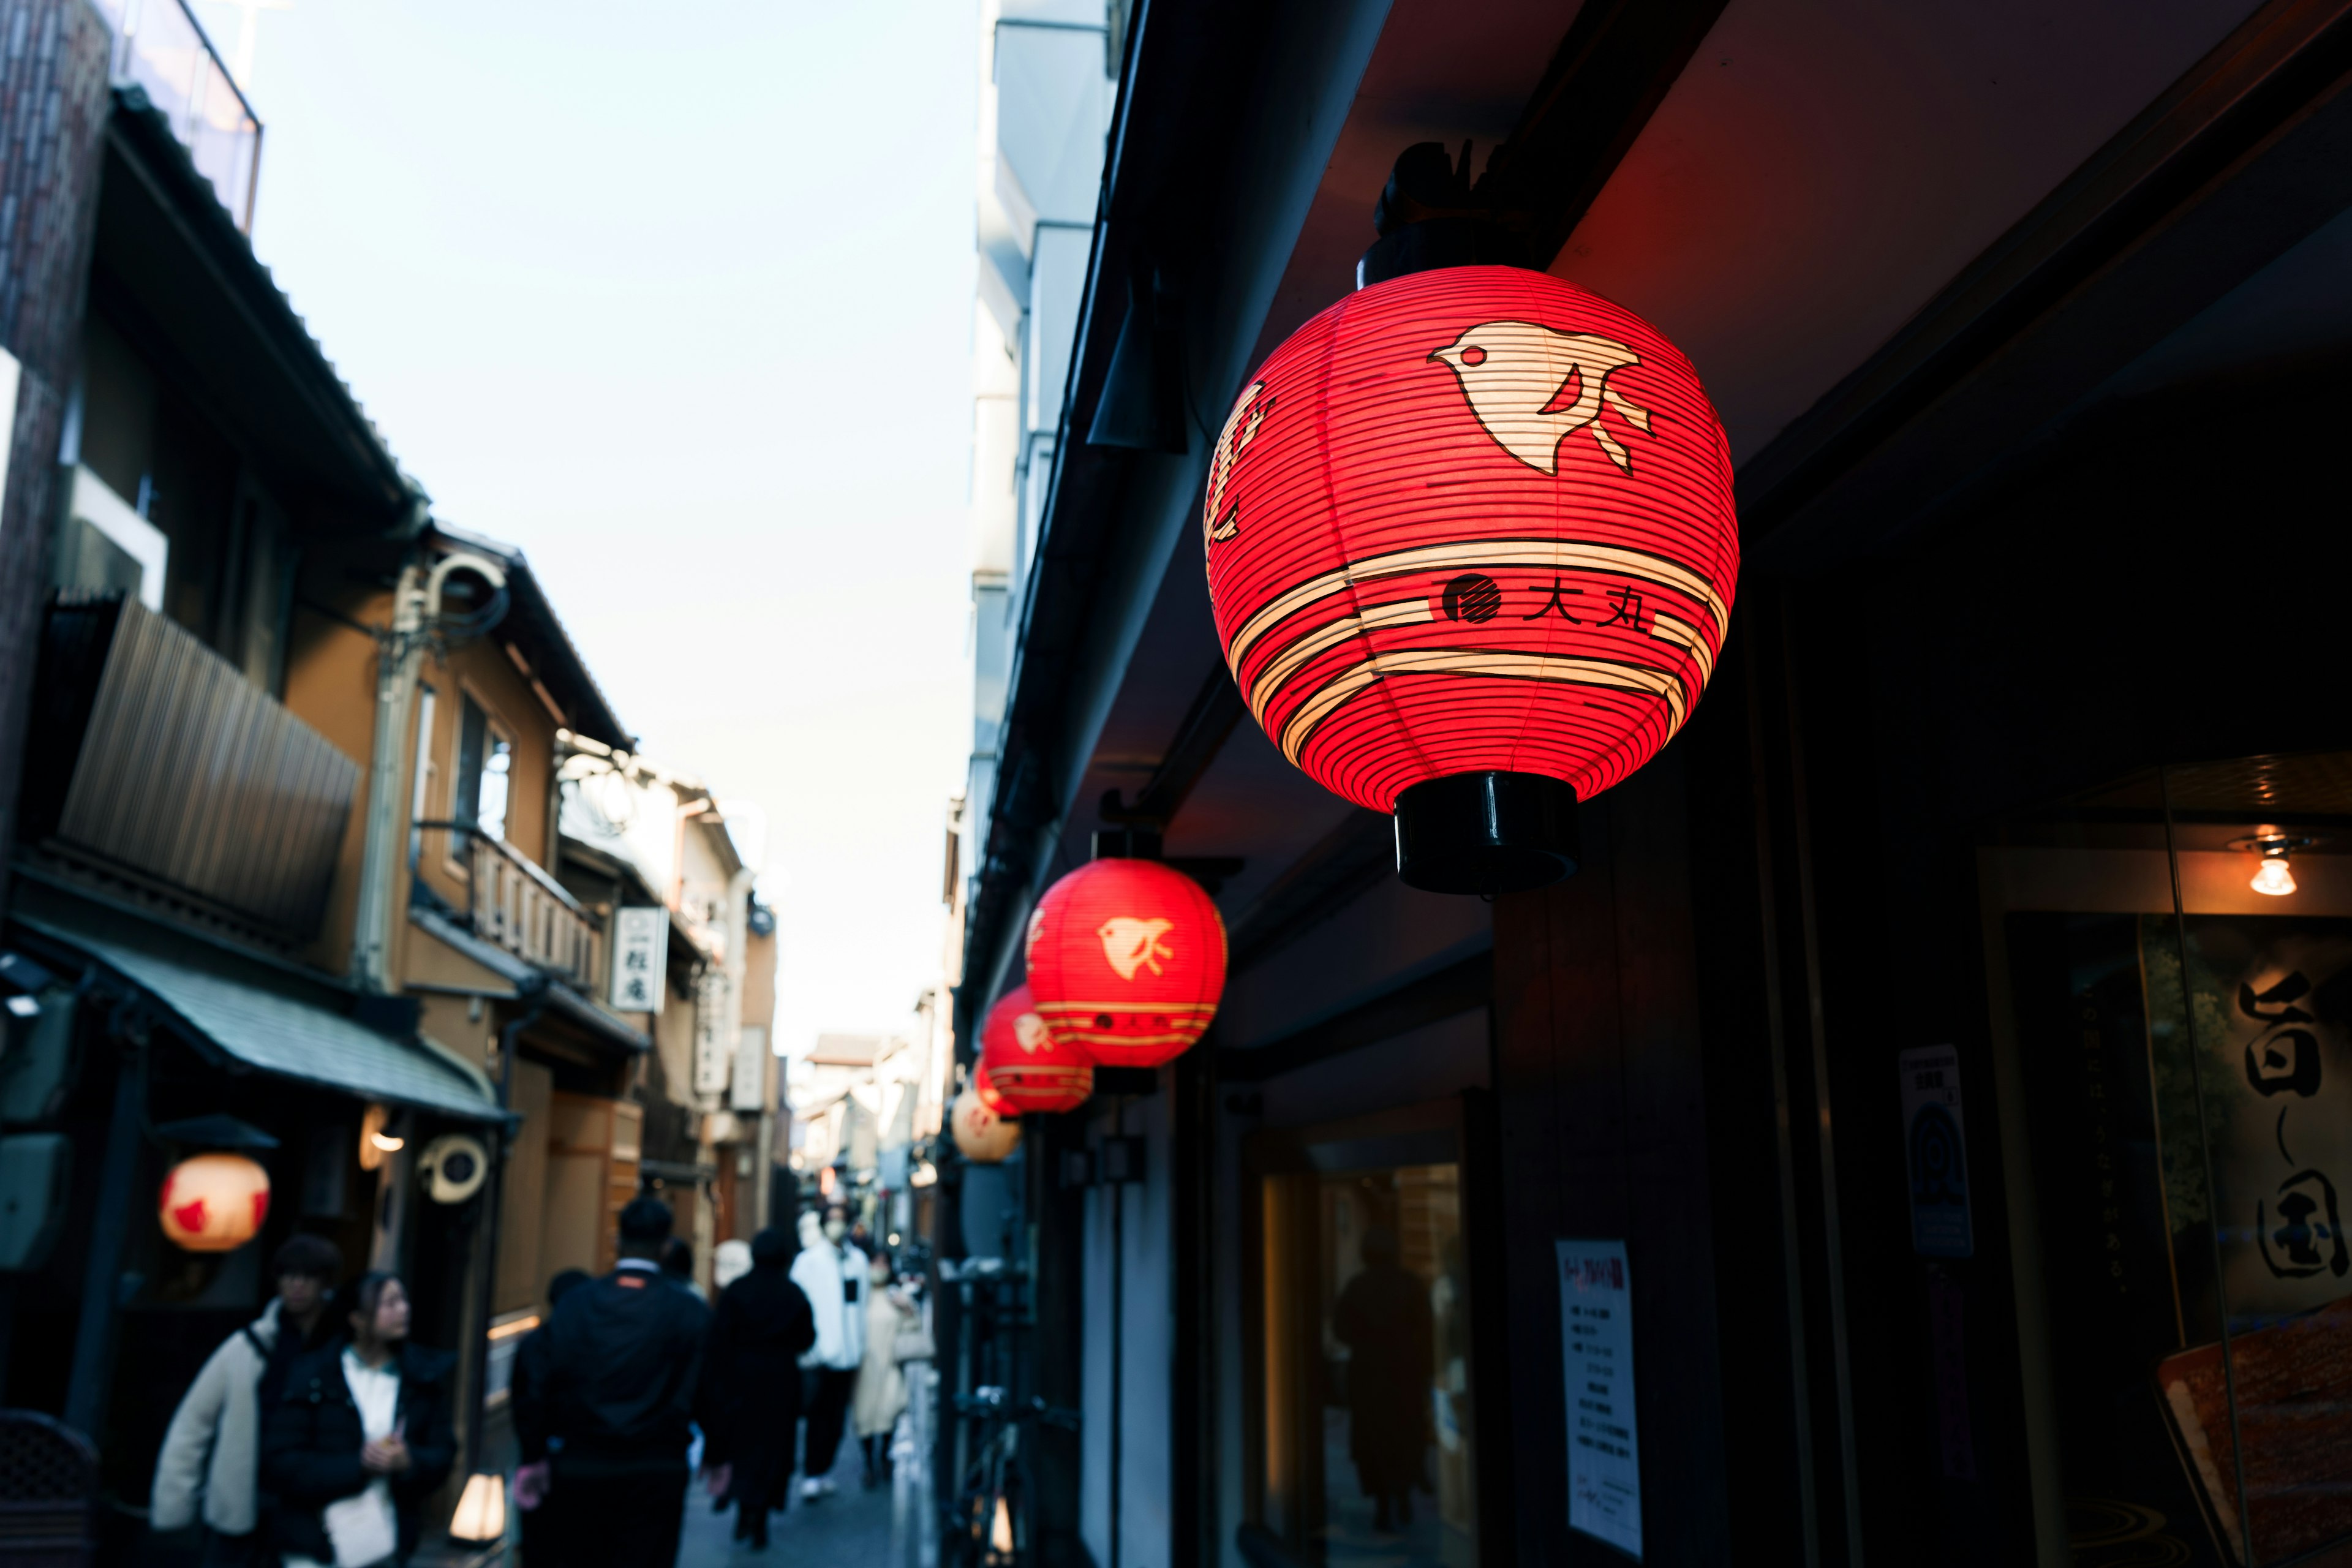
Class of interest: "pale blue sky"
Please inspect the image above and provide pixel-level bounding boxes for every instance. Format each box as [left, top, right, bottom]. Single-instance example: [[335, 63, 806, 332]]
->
[[200, 0, 981, 1057]]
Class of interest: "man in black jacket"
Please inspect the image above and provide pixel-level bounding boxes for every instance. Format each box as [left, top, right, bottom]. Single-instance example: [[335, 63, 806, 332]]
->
[[516, 1198, 715, 1567]]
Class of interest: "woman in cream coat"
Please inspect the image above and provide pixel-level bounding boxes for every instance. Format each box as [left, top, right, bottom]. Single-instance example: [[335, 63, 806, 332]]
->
[[850, 1254, 918, 1488]]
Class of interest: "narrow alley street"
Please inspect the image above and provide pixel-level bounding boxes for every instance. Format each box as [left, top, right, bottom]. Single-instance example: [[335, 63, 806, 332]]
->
[[676, 1438, 897, 1568]]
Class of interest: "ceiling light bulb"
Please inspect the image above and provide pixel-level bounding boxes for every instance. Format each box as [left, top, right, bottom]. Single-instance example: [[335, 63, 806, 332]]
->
[[370, 1131, 406, 1152], [2252, 854, 2297, 897]]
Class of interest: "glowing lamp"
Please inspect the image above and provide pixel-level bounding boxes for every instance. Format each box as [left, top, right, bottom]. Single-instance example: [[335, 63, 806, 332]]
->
[[158, 1153, 270, 1253], [448, 1472, 508, 1544], [1201, 265, 1738, 892], [950, 1085, 1020, 1164], [1024, 858, 1226, 1068], [979, 985, 1095, 1114], [2252, 855, 2297, 897]]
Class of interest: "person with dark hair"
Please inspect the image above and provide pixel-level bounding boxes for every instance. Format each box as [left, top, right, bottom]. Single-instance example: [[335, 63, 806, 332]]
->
[[262, 1271, 455, 1566], [513, 1196, 717, 1566], [703, 1226, 816, 1548], [660, 1237, 706, 1301], [1332, 1226, 1435, 1532], [789, 1205, 867, 1500], [509, 1269, 592, 1567], [152, 1232, 345, 1565]]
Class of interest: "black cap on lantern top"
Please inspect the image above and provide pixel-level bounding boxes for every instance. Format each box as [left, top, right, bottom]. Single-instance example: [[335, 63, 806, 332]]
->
[[1395, 772, 1580, 895], [1358, 140, 1534, 288]]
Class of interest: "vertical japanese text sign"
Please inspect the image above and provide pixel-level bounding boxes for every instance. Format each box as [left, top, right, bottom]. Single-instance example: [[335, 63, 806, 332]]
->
[[1900, 1044, 1973, 1258], [1559, 1238, 1642, 1559], [609, 907, 669, 1014], [729, 1025, 769, 1115], [693, 969, 735, 1098]]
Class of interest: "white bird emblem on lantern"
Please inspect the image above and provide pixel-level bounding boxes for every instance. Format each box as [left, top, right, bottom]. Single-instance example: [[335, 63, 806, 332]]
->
[[1096, 917, 1176, 981], [1427, 320, 1653, 473]]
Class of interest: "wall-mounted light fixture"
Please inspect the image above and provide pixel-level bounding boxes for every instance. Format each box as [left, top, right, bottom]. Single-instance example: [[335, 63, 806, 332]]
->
[[2230, 831, 2322, 898], [359, 1104, 404, 1171]]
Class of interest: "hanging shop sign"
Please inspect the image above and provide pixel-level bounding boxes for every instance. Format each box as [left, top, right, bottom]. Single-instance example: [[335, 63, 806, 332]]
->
[[609, 906, 669, 1013], [980, 984, 1095, 1114], [159, 1153, 271, 1253], [1558, 1238, 1642, 1558], [950, 1084, 1020, 1164], [1899, 1044, 1973, 1259], [693, 969, 734, 1097], [1024, 858, 1227, 1068], [1201, 265, 1737, 894]]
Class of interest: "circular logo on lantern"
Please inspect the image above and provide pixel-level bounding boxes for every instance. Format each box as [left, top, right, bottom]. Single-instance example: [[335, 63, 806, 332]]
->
[[1202, 266, 1737, 814]]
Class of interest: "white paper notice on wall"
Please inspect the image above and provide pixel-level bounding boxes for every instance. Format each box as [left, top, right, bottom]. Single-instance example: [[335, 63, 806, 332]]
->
[[1899, 1042, 1973, 1259], [1559, 1238, 1642, 1559]]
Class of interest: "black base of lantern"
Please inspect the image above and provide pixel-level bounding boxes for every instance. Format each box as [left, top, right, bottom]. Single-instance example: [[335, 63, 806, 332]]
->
[[1393, 772, 1580, 895]]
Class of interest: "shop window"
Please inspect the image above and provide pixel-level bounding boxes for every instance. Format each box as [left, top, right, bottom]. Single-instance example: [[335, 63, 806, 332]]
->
[[1989, 752, 2352, 1566], [454, 694, 513, 842], [1252, 1112, 1478, 1568]]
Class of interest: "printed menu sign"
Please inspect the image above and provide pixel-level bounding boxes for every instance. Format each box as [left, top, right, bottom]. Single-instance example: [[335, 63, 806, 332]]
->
[[1900, 1044, 1973, 1258], [1559, 1238, 1641, 1559]]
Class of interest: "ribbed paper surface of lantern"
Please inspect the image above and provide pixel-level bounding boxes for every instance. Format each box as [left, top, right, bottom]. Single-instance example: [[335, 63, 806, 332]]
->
[[981, 984, 1096, 1113], [951, 1085, 1021, 1163], [158, 1153, 271, 1253], [1202, 266, 1738, 812], [1025, 858, 1227, 1068], [972, 1064, 1017, 1119]]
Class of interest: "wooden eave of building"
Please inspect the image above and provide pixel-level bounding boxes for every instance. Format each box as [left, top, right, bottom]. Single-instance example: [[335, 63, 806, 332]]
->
[[94, 87, 422, 535], [428, 524, 633, 750]]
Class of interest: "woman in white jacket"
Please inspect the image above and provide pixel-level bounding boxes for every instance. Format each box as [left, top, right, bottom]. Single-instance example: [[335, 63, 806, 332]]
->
[[787, 1208, 866, 1499], [151, 1235, 341, 1565]]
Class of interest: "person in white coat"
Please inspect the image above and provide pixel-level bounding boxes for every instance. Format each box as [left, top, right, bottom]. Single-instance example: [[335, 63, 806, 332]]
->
[[151, 1235, 342, 1566], [787, 1207, 867, 1499]]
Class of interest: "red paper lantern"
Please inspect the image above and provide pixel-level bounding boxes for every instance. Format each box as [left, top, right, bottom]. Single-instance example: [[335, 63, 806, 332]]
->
[[981, 985, 1095, 1113], [1025, 858, 1226, 1067], [971, 1063, 1017, 1119], [1202, 265, 1736, 892], [158, 1153, 271, 1253]]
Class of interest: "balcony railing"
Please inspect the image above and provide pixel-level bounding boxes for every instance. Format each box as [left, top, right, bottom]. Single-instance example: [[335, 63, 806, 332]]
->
[[89, 0, 263, 230], [24, 595, 360, 938], [420, 823, 604, 993]]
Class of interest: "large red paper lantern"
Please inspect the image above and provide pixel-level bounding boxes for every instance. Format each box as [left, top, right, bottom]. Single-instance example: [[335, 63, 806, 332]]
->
[[1202, 265, 1736, 892], [1025, 858, 1226, 1068], [159, 1153, 271, 1253], [981, 985, 1095, 1113]]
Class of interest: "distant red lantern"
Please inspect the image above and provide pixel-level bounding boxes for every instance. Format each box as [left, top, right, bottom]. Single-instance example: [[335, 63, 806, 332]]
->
[[1025, 859, 1226, 1068], [981, 985, 1095, 1114], [972, 1063, 1017, 1119], [159, 1153, 270, 1253], [1202, 265, 1736, 892]]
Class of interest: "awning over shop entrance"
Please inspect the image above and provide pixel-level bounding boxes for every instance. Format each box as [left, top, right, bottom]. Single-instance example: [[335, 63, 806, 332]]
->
[[12, 892, 501, 1121]]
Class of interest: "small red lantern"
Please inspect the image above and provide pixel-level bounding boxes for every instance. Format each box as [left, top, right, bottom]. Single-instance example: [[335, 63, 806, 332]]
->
[[972, 1063, 1017, 1119], [1025, 859, 1226, 1068], [981, 985, 1095, 1114], [159, 1153, 271, 1253], [1202, 265, 1736, 892]]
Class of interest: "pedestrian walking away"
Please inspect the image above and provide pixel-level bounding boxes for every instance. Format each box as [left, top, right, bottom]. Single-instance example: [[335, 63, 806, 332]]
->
[[515, 1196, 719, 1567], [508, 1268, 592, 1568], [260, 1271, 455, 1568], [662, 1237, 708, 1301], [788, 1206, 867, 1502], [151, 1235, 345, 1567], [852, 1252, 917, 1490], [703, 1226, 816, 1548]]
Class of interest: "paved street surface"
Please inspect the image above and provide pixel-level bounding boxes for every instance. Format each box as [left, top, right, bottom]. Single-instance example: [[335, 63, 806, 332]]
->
[[678, 1435, 895, 1568]]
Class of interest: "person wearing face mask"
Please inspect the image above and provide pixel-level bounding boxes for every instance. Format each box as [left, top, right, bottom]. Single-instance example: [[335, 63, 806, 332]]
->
[[261, 1272, 454, 1567], [786, 1207, 866, 1500], [851, 1253, 918, 1489]]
